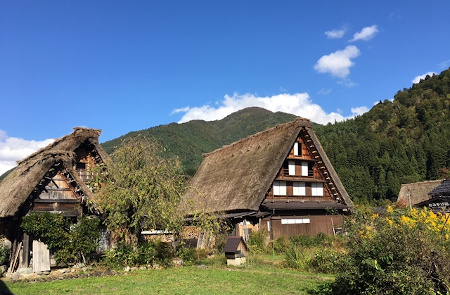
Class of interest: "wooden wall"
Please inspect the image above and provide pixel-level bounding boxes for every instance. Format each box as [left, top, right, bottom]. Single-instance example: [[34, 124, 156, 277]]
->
[[261, 215, 343, 239]]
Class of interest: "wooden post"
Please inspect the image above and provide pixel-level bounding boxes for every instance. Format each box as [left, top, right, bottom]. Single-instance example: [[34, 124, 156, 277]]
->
[[21, 234, 30, 268]]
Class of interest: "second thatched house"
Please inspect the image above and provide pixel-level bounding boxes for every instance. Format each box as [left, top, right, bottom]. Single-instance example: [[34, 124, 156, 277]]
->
[[0, 127, 110, 273], [397, 180, 443, 209], [183, 118, 354, 240]]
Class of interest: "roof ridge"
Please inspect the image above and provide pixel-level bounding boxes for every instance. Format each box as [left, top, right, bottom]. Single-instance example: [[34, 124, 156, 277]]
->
[[203, 117, 311, 157]]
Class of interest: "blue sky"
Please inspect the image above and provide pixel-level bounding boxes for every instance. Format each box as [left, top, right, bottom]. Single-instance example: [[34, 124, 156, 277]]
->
[[1, 0, 449, 174]]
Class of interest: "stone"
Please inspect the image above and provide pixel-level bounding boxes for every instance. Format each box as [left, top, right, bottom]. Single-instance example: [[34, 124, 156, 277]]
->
[[17, 267, 33, 274]]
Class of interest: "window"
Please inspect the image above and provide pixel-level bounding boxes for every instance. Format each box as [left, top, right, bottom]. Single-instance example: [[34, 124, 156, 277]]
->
[[311, 182, 324, 196], [301, 162, 308, 176], [288, 160, 296, 175], [281, 218, 310, 224], [273, 181, 287, 195], [293, 182, 306, 196], [294, 142, 299, 156]]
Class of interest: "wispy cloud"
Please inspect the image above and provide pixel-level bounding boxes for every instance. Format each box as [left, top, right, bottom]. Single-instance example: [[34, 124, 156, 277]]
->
[[0, 130, 54, 175], [314, 45, 360, 78], [439, 59, 450, 69], [349, 25, 378, 42], [337, 78, 358, 88], [325, 28, 346, 39], [412, 72, 436, 84], [173, 92, 368, 125], [318, 88, 332, 95]]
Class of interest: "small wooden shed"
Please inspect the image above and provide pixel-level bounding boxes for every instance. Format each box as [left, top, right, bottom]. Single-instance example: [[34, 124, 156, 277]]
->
[[223, 236, 248, 266]]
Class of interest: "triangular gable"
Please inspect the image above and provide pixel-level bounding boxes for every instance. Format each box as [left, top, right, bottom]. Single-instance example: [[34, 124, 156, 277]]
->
[[27, 161, 95, 217], [261, 126, 353, 211]]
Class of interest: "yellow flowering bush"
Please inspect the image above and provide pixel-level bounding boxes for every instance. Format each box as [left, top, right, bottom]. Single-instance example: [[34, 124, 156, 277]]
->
[[331, 206, 450, 295]]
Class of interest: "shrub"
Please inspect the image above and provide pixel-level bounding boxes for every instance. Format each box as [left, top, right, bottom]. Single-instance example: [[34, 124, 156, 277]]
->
[[21, 213, 100, 265], [105, 239, 174, 268], [331, 207, 450, 295], [272, 236, 290, 254], [284, 246, 310, 269], [247, 229, 268, 253], [289, 232, 330, 248], [308, 247, 345, 274], [0, 242, 10, 266]]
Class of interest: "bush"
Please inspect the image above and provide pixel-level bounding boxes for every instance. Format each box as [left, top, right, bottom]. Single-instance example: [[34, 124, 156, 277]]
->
[[104, 239, 174, 268], [331, 207, 450, 295], [247, 229, 268, 253], [0, 242, 10, 266], [284, 246, 310, 269], [271, 236, 290, 254], [308, 247, 344, 274], [289, 232, 330, 248], [21, 213, 100, 265]]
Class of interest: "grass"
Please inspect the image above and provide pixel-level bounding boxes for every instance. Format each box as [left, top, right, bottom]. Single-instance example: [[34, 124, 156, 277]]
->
[[1, 263, 333, 294]]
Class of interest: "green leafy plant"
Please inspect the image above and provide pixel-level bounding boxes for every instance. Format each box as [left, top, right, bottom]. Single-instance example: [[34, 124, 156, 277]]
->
[[330, 206, 450, 294], [91, 137, 187, 248], [21, 213, 100, 265]]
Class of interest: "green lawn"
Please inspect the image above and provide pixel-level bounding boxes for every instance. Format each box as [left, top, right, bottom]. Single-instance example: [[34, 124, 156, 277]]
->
[[1, 265, 333, 295]]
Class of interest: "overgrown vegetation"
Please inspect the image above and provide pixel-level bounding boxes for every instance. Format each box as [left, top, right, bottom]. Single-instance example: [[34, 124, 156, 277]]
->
[[21, 213, 100, 265], [91, 137, 187, 248], [0, 237, 10, 266], [328, 206, 450, 294], [104, 239, 175, 268], [248, 230, 344, 274]]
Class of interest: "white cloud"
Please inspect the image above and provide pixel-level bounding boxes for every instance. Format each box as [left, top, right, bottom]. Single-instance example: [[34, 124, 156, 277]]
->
[[0, 130, 54, 175], [174, 92, 369, 126], [351, 106, 370, 116], [314, 45, 360, 78], [337, 78, 358, 88], [412, 72, 436, 84], [350, 25, 378, 42], [318, 88, 332, 95], [325, 28, 346, 39]]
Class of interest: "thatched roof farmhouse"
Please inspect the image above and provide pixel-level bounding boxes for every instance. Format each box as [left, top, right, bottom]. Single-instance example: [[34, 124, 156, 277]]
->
[[0, 127, 109, 273], [415, 179, 450, 212], [183, 118, 354, 238], [397, 180, 443, 207]]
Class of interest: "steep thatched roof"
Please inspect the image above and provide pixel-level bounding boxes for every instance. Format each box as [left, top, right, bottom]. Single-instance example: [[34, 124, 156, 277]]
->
[[0, 127, 110, 218], [429, 179, 450, 197], [182, 118, 354, 215], [397, 179, 443, 206]]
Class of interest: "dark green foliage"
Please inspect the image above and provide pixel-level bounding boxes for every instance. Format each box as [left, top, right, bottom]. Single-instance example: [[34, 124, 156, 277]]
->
[[316, 68, 450, 204], [0, 243, 10, 265], [104, 240, 174, 268], [21, 213, 100, 265]]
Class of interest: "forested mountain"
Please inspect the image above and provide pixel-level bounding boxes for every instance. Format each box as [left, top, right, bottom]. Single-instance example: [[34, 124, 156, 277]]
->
[[316, 69, 450, 204], [102, 107, 297, 175]]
